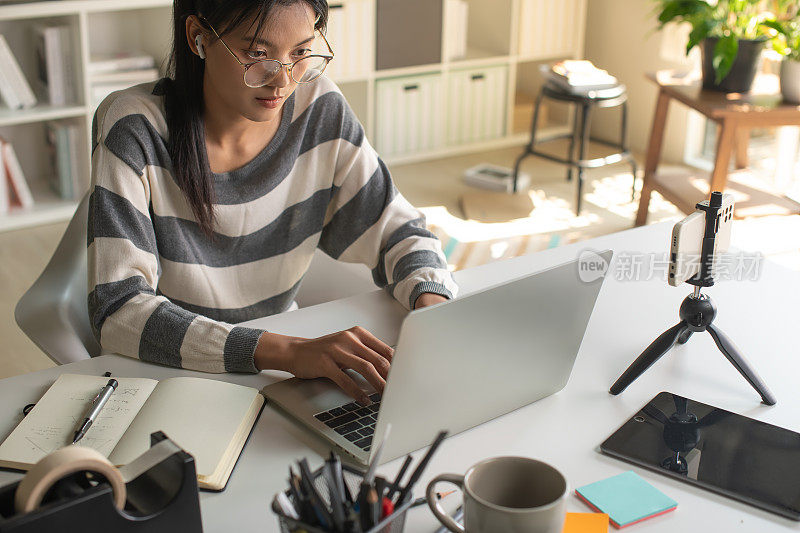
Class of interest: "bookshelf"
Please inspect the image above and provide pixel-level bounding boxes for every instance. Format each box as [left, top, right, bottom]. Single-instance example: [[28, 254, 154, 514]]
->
[[0, 0, 173, 232], [0, 0, 586, 232]]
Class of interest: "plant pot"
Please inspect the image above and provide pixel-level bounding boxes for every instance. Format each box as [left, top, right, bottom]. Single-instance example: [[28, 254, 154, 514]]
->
[[700, 37, 765, 93], [780, 59, 800, 104]]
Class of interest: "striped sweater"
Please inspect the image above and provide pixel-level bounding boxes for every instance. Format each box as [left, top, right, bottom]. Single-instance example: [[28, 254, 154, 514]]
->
[[87, 76, 458, 374]]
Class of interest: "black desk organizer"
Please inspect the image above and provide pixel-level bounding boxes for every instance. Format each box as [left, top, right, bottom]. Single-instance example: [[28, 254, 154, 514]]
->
[[272, 464, 413, 533], [0, 432, 203, 533]]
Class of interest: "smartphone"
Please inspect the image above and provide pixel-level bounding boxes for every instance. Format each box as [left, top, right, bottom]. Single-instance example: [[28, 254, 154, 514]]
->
[[668, 193, 734, 286]]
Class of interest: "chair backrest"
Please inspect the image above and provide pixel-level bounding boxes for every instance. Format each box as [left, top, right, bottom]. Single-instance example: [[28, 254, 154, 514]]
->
[[15, 193, 376, 365], [294, 251, 375, 309], [15, 193, 101, 365]]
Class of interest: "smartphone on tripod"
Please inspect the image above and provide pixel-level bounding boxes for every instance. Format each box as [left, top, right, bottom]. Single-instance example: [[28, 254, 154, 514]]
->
[[668, 193, 735, 286], [612, 191, 775, 405]]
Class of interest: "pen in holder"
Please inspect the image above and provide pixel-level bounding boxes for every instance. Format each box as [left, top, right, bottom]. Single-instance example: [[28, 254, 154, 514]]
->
[[272, 430, 448, 533], [271, 464, 413, 533]]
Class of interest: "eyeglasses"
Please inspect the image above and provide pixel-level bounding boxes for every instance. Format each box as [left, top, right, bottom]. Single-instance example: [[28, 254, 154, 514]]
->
[[200, 17, 334, 88]]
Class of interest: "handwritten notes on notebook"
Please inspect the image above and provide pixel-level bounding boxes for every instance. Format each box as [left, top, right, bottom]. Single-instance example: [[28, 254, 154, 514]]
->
[[0, 373, 264, 490], [0, 374, 156, 467]]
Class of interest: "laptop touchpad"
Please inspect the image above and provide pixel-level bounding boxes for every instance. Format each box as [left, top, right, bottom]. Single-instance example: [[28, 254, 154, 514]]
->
[[297, 371, 376, 412]]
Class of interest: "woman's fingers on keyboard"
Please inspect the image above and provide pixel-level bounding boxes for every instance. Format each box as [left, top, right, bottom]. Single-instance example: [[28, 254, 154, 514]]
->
[[333, 349, 386, 394], [347, 339, 391, 379], [324, 362, 369, 404], [349, 326, 394, 362]]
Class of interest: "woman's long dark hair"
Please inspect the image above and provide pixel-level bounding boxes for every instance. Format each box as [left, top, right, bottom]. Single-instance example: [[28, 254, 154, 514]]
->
[[165, 0, 328, 236]]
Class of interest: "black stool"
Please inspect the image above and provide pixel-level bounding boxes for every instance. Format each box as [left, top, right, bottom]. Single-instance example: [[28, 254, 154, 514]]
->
[[513, 82, 637, 215]]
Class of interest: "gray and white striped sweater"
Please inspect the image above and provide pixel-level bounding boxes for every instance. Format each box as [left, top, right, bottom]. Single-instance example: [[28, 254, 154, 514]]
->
[[87, 77, 457, 374]]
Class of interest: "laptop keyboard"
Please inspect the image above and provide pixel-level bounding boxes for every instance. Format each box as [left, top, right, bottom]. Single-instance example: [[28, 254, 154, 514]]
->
[[314, 393, 381, 452]]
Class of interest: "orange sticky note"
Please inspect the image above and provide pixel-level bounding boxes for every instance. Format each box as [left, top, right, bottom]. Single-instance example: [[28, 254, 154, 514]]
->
[[562, 512, 610, 533]]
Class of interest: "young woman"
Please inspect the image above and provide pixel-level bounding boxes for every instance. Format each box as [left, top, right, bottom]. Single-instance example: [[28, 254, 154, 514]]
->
[[87, 0, 457, 404]]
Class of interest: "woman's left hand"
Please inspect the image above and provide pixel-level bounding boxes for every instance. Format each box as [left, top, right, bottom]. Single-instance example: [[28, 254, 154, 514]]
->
[[414, 293, 448, 310]]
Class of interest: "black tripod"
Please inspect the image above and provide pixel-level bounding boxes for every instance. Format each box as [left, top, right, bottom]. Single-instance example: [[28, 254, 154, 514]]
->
[[609, 192, 776, 405]]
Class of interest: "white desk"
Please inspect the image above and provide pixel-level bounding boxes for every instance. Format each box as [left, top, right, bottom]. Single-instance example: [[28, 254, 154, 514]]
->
[[2, 222, 799, 532]]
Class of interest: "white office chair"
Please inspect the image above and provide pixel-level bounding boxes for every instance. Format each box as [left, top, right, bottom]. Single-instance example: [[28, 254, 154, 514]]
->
[[15, 193, 375, 365], [15, 193, 102, 365]]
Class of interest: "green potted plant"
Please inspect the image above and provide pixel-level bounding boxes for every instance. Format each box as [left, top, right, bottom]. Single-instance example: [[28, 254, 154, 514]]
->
[[654, 0, 773, 93], [763, 2, 800, 103]]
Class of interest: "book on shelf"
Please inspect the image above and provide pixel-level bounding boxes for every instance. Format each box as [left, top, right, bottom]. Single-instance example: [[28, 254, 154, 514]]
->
[[0, 373, 265, 491], [45, 121, 79, 200], [90, 68, 161, 85], [88, 52, 156, 75], [34, 25, 61, 105], [60, 26, 78, 104], [87, 53, 159, 107], [90, 68, 160, 107], [0, 34, 37, 109], [45, 121, 67, 199], [0, 137, 34, 210], [0, 144, 7, 215], [0, 51, 21, 110], [34, 24, 77, 106], [66, 121, 81, 198]]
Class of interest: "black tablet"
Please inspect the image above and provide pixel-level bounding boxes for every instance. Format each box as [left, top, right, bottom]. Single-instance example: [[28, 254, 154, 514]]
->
[[600, 392, 800, 520]]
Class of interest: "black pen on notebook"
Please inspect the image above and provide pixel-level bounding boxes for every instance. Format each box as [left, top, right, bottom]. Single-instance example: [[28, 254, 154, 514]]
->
[[72, 378, 118, 444]]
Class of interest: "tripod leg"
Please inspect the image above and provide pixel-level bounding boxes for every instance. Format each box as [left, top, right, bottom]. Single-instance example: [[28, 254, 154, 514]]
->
[[677, 329, 693, 345], [707, 324, 777, 406], [610, 322, 688, 395]]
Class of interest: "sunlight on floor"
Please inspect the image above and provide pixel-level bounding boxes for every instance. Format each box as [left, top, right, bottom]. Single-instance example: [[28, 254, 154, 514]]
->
[[417, 172, 681, 270], [391, 145, 799, 273]]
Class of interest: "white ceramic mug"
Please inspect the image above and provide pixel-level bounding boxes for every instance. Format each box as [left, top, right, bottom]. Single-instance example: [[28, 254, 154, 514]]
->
[[426, 456, 568, 533]]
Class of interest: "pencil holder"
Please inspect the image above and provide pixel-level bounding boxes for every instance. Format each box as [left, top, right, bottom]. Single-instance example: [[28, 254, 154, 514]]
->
[[271, 465, 412, 533]]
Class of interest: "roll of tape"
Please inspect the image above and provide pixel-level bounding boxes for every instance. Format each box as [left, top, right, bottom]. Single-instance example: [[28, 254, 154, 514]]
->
[[15, 445, 126, 513]]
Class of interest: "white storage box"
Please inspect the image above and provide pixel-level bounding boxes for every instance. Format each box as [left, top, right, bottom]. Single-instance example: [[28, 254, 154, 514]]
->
[[324, 0, 374, 81], [375, 73, 445, 157], [446, 64, 508, 146], [518, 0, 585, 59]]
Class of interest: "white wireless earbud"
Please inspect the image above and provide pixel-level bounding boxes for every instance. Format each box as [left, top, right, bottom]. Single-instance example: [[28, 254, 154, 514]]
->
[[195, 35, 206, 59]]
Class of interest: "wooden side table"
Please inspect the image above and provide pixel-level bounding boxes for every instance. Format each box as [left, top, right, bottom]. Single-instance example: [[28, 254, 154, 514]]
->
[[635, 70, 800, 226]]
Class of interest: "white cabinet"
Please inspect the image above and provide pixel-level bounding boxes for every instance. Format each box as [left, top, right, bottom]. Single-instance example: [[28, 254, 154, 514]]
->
[[377, 64, 508, 157], [375, 73, 445, 158], [446, 65, 508, 146]]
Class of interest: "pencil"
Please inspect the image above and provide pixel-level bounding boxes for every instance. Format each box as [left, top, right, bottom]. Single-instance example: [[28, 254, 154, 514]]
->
[[386, 455, 413, 499], [409, 490, 456, 508], [395, 431, 448, 505]]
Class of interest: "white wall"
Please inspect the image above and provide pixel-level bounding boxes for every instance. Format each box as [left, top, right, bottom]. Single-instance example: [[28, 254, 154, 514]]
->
[[583, 0, 698, 163]]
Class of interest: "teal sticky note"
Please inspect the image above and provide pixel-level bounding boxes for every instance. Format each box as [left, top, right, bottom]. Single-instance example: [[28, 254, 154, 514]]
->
[[575, 471, 677, 528]]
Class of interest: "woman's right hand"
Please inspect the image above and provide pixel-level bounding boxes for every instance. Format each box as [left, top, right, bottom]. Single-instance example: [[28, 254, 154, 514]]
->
[[254, 326, 394, 405]]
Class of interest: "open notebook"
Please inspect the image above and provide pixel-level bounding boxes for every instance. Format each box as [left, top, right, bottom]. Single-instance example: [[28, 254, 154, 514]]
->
[[0, 373, 264, 491]]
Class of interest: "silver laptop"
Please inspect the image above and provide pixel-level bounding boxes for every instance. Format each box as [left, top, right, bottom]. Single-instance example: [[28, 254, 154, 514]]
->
[[262, 250, 612, 465]]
